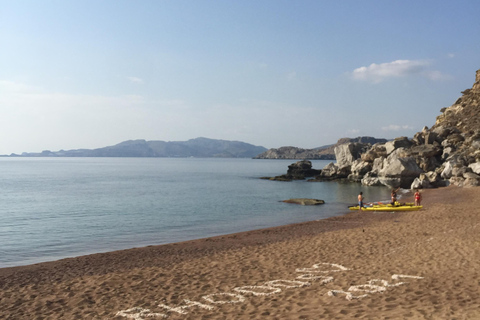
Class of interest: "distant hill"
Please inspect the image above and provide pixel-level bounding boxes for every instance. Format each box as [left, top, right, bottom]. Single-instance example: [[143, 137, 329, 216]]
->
[[253, 136, 388, 160], [9, 138, 268, 158]]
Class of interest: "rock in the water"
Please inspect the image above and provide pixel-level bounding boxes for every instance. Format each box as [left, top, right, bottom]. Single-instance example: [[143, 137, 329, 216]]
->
[[260, 160, 321, 181], [282, 198, 325, 205], [287, 160, 321, 179]]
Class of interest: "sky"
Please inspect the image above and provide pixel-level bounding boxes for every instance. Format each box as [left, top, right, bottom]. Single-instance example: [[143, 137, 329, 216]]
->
[[1, 0, 479, 155]]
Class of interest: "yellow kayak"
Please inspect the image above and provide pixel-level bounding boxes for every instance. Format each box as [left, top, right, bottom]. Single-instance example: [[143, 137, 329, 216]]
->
[[349, 205, 422, 211], [359, 201, 414, 207]]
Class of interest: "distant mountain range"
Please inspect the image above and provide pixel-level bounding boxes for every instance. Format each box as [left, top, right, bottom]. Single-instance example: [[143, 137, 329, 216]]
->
[[8, 138, 268, 158]]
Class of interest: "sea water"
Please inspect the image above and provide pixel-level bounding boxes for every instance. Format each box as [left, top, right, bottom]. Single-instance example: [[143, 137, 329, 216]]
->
[[0, 157, 392, 268]]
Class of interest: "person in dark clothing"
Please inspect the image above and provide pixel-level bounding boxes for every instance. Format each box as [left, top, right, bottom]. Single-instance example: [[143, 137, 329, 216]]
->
[[391, 187, 400, 205]]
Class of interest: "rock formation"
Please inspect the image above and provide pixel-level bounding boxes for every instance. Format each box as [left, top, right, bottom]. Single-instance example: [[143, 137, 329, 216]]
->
[[253, 146, 334, 160], [312, 69, 480, 188], [253, 137, 387, 160], [260, 160, 321, 181]]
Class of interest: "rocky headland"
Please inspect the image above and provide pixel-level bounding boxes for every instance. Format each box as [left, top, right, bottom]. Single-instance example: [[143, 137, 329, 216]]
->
[[266, 69, 480, 189], [254, 136, 387, 160]]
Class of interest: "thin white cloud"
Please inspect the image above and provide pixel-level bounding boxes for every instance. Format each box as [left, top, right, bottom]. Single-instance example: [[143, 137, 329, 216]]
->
[[351, 60, 447, 83], [381, 124, 414, 131], [127, 76, 144, 83]]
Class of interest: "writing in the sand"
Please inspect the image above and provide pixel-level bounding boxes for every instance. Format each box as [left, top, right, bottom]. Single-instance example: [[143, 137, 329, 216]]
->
[[115, 263, 423, 319]]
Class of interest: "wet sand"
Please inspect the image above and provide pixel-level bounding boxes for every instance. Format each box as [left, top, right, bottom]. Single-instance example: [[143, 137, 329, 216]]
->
[[1, 186, 479, 319]]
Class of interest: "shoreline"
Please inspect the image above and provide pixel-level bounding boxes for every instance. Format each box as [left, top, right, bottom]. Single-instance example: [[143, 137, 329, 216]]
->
[[0, 200, 394, 278], [1, 186, 480, 319], [0, 181, 390, 271]]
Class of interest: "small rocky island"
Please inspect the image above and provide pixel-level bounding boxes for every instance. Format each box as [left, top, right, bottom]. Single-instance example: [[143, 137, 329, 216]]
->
[[264, 69, 480, 189]]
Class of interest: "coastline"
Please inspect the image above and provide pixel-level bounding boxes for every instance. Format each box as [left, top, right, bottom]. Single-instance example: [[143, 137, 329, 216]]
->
[[1, 186, 480, 319]]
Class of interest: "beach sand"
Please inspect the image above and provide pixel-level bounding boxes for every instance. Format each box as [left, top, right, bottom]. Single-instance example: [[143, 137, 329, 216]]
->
[[1, 186, 480, 319]]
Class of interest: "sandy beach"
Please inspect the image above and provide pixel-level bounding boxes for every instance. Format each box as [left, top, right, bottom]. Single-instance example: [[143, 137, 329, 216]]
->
[[1, 186, 479, 319]]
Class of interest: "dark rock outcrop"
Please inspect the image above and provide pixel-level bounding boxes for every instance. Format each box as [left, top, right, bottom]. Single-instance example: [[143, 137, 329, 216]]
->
[[260, 160, 321, 181], [286, 160, 322, 178]]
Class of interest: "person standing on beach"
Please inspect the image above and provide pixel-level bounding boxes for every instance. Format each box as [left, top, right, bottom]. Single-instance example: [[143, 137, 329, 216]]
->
[[414, 189, 422, 206], [358, 192, 364, 211], [391, 187, 400, 205]]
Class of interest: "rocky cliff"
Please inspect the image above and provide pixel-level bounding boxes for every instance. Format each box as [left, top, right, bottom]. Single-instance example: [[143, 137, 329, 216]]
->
[[315, 69, 480, 188], [253, 146, 335, 160], [253, 137, 387, 160]]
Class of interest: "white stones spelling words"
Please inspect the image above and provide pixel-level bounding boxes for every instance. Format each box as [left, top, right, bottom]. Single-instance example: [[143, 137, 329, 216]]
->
[[115, 263, 423, 319]]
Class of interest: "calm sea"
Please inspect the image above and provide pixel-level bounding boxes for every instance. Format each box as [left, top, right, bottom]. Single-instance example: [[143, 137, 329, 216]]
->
[[0, 157, 392, 268]]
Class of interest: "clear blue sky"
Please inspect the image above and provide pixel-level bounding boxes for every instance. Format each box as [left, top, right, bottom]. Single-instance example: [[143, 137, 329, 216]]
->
[[1, 0, 479, 154]]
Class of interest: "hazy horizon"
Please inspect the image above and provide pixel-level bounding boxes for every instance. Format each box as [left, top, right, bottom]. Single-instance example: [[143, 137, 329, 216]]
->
[[3, 135, 393, 156]]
